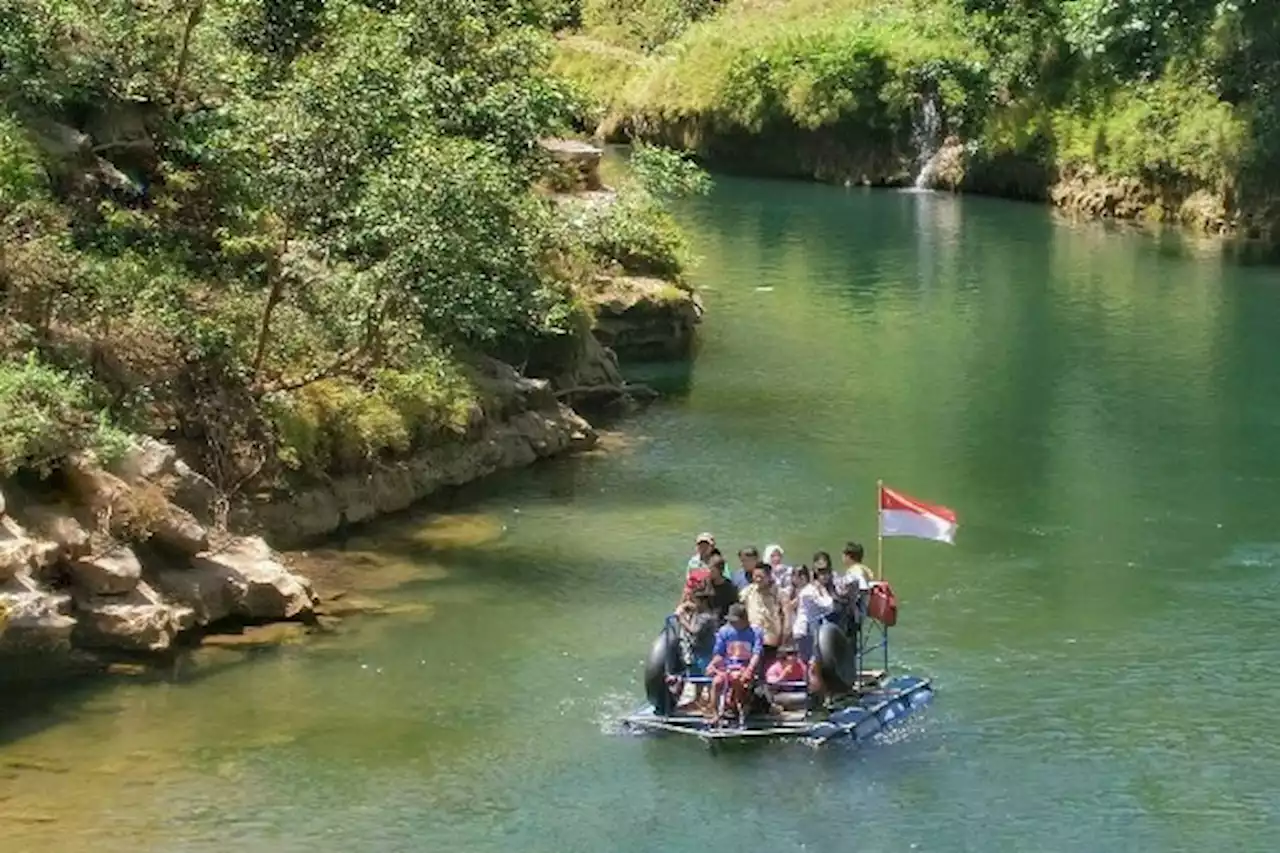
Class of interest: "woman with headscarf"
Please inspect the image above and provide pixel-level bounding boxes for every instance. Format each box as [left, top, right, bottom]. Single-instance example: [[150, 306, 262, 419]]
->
[[762, 544, 793, 591]]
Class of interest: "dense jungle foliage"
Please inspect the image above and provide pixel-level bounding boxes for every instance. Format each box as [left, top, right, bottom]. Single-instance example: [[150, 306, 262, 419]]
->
[[0, 0, 700, 506], [554, 0, 1280, 229]]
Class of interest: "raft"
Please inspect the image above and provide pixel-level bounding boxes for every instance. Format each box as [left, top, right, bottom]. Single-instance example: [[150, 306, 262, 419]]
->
[[621, 672, 934, 747], [621, 592, 934, 748]]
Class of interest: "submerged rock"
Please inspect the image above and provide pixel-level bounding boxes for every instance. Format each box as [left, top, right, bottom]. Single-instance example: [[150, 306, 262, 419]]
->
[[200, 622, 308, 649]]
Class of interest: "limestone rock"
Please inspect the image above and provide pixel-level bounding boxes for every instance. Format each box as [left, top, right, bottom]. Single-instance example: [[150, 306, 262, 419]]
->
[[170, 459, 218, 523], [150, 503, 209, 556], [16, 505, 91, 561], [70, 545, 143, 595], [113, 437, 178, 484], [0, 516, 36, 582], [63, 456, 131, 516], [539, 137, 604, 191], [73, 582, 195, 652], [0, 571, 76, 647], [588, 275, 701, 360], [245, 400, 597, 546], [155, 536, 314, 625]]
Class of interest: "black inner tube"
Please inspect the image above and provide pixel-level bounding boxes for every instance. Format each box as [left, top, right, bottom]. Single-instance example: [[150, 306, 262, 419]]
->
[[643, 623, 684, 714], [814, 621, 858, 695]]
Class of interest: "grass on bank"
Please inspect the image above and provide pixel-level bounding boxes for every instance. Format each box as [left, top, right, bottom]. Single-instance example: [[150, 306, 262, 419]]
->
[[557, 0, 1266, 219]]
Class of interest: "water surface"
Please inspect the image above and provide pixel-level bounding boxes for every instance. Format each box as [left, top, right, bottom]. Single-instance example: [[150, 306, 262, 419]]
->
[[4, 181, 1280, 852]]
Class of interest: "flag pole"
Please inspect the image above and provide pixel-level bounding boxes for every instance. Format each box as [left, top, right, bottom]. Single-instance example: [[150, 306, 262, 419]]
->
[[876, 479, 884, 580]]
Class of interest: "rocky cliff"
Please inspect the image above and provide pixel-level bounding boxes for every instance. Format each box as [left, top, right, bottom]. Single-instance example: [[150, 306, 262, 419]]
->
[[0, 445, 314, 657]]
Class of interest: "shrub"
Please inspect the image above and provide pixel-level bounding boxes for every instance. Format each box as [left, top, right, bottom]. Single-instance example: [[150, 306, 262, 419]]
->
[[574, 189, 688, 277], [0, 354, 122, 476], [264, 355, 482, 475]]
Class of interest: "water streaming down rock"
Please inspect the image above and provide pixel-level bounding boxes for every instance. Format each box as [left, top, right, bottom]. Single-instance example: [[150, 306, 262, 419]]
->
[[912, 92, 943, 190]]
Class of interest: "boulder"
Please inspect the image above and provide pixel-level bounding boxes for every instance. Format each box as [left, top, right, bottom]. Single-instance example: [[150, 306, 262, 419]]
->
[[70, 545, 142, 595], [0, 571, 76, 647], [63, 455, 131, 516], [150, 503, 209, 556], [539, 137, 604, 191], [112, 437, 178, 484], [588, 275, 702, 360], [72, 582, 194, 653], [154, 536, 314, 625], [170, 459, 218, 523], [15, 504, 91, 561], [0, 516, 36, 582]]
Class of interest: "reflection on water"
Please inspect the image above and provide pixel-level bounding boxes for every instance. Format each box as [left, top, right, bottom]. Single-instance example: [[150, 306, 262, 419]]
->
[[5, 179, 1280, 852]]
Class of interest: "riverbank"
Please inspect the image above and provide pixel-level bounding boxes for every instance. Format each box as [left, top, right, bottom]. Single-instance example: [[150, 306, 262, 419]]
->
[[0, 137, 705, 669], [552, 1, 1280, 240]]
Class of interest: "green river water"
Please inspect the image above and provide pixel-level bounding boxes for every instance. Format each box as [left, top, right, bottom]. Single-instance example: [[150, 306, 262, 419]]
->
[[4, 179, 1280, 852]]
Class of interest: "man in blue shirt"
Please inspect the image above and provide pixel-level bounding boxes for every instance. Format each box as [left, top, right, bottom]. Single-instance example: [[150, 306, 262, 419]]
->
[[707, 603, 762, 725]]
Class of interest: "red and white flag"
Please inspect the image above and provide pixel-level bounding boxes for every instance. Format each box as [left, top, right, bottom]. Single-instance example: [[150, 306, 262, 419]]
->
[[879, 484, 958, 544]]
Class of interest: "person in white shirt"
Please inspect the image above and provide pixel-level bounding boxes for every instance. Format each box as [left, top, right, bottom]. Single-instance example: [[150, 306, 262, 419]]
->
[[792, 553, 837, 663]]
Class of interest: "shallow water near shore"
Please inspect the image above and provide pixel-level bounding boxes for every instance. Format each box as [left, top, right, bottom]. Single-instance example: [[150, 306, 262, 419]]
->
[[5, 179, 1280, 852]]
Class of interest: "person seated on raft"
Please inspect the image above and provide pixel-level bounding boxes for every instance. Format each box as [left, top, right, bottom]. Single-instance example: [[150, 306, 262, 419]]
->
[[706, 603, 763, 725], [739, 561, 785, 672], [765, 645, 808, 688]]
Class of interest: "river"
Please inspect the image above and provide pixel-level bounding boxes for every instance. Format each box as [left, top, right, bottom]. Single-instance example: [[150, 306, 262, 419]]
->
[[4, 179, 1280, 852]]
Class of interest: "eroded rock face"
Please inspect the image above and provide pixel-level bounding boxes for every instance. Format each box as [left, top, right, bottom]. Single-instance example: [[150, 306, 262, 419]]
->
[[589, 275, 702, 360], [243, 402, 597, 546], [70, 545, 142, 595], [0, 571, 76, 648], [155, 536, 315, 625], [72, 582, 195, 652], [540, 137, 605, 191]]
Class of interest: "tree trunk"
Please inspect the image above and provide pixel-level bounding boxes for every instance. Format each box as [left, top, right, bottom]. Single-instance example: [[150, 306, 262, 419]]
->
[[174, 0, 207, 93], [250, 233, 288, 386]]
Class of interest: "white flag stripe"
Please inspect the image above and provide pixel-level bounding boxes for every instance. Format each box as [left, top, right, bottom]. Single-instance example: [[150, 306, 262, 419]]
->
[[880, 507, 957, 544]]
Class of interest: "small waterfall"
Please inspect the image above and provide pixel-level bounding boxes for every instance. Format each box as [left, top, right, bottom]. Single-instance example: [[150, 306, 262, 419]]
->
[[911, 92, 943, 190]]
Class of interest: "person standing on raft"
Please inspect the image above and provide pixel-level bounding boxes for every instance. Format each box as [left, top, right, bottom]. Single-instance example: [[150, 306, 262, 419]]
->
[[688, 532, 715, 573]]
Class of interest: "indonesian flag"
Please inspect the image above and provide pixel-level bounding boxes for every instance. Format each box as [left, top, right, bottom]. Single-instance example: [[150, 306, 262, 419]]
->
[[879, 484, 958, 544]]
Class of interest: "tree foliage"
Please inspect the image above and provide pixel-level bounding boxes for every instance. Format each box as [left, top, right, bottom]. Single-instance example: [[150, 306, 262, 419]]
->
[[0, 0, 694, 490]]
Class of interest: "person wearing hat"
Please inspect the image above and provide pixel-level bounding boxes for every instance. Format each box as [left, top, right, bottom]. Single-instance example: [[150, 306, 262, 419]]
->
[[706, 602, 762, 726], [688, 532, 716, 573]]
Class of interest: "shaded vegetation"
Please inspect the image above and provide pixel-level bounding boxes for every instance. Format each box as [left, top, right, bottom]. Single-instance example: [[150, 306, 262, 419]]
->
[[0, 0, 703, 500]]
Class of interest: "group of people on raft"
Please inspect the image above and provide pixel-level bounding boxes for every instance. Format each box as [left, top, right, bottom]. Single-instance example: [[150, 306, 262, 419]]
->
[[674, 532, 876, 724]]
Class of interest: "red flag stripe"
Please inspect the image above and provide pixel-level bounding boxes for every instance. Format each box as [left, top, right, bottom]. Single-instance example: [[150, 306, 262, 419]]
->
[[879, 485, 957, 523]]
